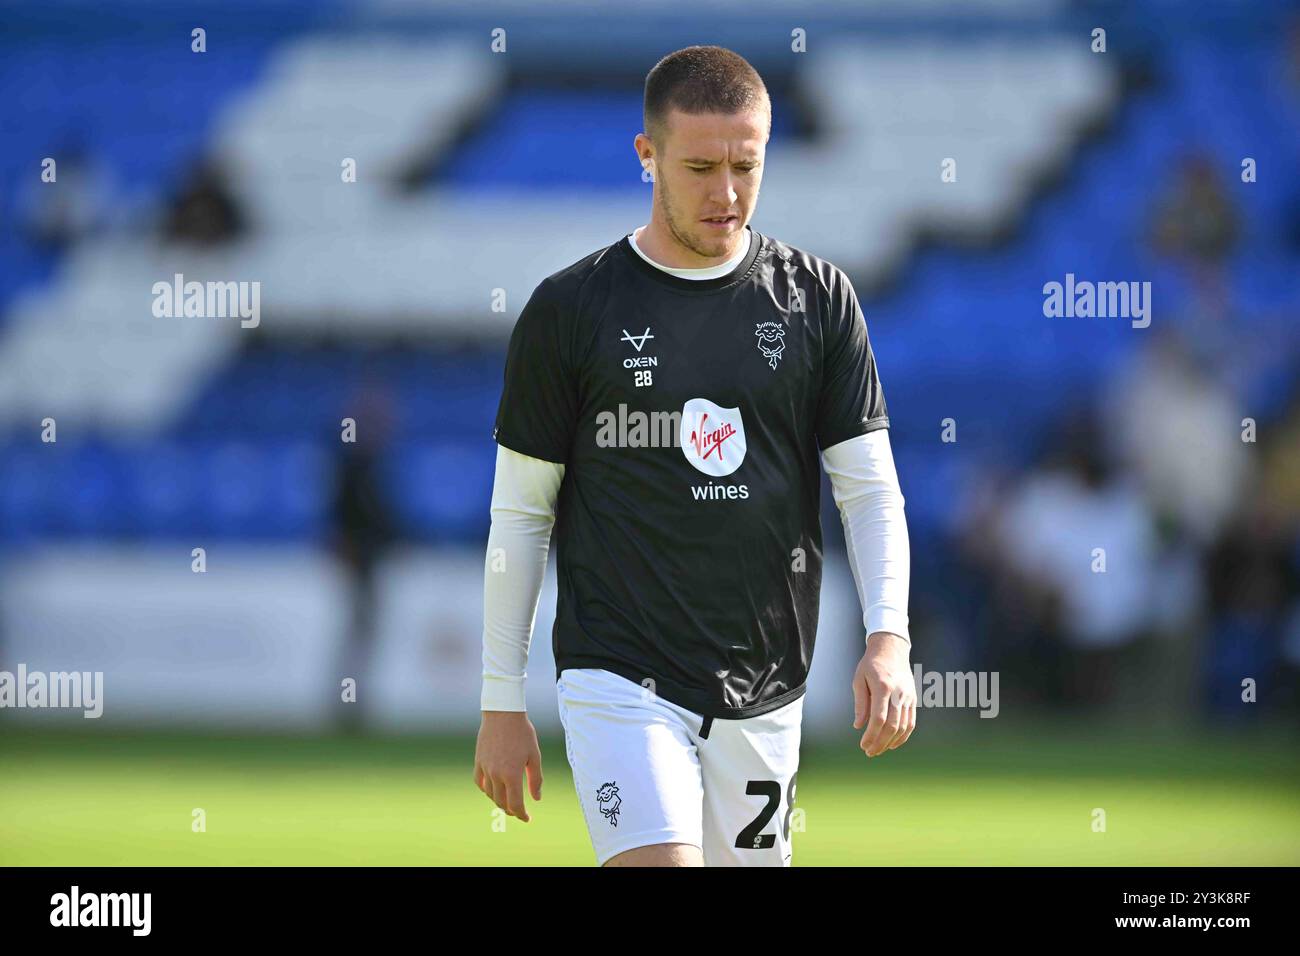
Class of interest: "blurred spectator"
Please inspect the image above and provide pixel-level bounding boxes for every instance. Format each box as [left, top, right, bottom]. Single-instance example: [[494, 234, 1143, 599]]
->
[[952, 466, 1070, 709], [1288, 12, 1300, 94], [1284, 184, 1300, 255], [16, 141, 112, 254], [988, 412, 1160, 710], [1284, 15, 1300, 254], [1102, 325, 1251, 548], [1255, 372, 1300, 538], [162, 158, 246, 246], [1282, 604, 1300, 714], [1201, 495, 1295, 721], [330, 379, 398, 733], [1246, 376, 1300, 716], [1147, 152, 1241, 319]]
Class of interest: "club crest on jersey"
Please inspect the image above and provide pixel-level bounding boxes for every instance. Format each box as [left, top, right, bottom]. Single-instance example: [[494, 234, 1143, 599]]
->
[[596, 782, 622, 827], [680, 398, 746, 477], [755, 321, 786, 370]]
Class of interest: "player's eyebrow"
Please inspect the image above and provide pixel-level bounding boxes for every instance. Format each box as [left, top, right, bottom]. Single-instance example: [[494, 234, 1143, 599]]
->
[[682, 157, 761, 165]]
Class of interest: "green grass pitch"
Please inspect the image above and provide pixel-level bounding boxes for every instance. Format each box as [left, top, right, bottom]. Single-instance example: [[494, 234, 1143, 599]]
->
[[2, 718, 1297, 866]]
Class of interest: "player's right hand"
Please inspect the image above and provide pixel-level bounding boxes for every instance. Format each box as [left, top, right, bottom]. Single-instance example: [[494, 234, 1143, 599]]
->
[[474, 711, 544, 822]]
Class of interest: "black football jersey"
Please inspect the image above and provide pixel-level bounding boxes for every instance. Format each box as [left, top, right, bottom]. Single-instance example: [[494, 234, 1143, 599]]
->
[[493, 226, 889, 718]]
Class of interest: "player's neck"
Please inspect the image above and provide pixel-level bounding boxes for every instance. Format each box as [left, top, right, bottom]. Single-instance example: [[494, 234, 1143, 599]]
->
[[631, 224, 751, 275]]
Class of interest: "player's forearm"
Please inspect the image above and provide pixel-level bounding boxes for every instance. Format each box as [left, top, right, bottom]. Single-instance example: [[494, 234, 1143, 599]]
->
[[821, 431, 911, 646], [843, 490, 911, 644], [480, 446, 565, 712], [481, 509, 553, 710]]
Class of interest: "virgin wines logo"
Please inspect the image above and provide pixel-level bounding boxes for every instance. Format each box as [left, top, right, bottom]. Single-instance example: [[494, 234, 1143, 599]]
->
[[680, 398, 746, 477], [689, 415, 735, 462]]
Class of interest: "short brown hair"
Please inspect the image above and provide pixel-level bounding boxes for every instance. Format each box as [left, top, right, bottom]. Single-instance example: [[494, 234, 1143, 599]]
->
[[643, 45, 771, 146]]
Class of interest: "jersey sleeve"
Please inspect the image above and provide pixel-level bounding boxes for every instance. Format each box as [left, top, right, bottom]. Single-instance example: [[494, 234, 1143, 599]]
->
[[815, 266, 890, 451], [492, 279, 580, 465]]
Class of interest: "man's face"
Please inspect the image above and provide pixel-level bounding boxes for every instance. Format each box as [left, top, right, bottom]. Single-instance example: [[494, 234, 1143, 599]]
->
[[637, 106, 768, 264]]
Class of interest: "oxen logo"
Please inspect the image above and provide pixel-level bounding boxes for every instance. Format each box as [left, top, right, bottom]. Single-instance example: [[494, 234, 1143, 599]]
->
[[755, 321, 786, 370], [680, 398, 747, 477], [621, 327, 654, 352], [596, 782, 622, 827]]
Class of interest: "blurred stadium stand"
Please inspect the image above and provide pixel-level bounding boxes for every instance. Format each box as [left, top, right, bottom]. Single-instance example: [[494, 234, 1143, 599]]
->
[[1, 0, 1297, 732]]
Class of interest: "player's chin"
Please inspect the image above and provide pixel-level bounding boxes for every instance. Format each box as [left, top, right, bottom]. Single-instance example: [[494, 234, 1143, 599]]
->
[[696, 225, 739, 249]]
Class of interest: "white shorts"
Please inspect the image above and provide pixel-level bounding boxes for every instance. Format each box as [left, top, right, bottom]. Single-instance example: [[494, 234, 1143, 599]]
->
[[556, 667, 803, 867]]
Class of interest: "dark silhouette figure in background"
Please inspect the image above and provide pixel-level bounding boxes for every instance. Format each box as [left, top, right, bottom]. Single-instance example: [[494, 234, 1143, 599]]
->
[[1201, 502, 1291, 723], [162, 158, 246, 246], [1147, 152, 1241, 320], [1203, 379, 1300, 721], [330, 382, 398, 733], [18, 140, 111, 255]]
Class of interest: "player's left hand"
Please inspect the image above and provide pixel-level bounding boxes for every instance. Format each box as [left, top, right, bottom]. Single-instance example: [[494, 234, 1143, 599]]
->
[[851, 632, 916, 757]]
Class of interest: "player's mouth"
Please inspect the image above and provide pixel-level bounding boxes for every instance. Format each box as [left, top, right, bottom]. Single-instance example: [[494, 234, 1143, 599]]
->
[[701, 214, 738, 230]]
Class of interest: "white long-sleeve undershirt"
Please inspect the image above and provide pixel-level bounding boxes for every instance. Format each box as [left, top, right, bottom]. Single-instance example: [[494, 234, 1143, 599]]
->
[[820, 430, 912, 648], [480, 445, 565, 712], [480, 429, 911, 712]]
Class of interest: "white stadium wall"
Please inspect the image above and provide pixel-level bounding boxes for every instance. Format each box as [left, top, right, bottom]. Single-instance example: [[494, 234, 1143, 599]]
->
[[0, 546, 868, 737]]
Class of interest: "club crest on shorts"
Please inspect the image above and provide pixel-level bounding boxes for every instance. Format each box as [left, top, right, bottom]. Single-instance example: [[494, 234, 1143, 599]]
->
[[755, 321, 786, 370], [595, 781, 622, 827], [680, 397, 746, 477]]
